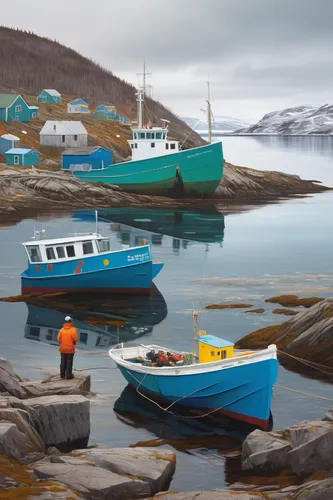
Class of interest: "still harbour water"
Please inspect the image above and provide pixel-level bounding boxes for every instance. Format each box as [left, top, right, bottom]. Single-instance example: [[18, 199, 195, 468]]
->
[[0, 136, 333, 491]]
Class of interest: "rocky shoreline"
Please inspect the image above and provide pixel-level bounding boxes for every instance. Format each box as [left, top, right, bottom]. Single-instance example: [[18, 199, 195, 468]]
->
[[1, 357, 332, 499], [0, 161, 330, 222]]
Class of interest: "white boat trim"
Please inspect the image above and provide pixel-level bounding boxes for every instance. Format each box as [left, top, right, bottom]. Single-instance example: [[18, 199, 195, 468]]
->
[[109, 343, 277, 377]]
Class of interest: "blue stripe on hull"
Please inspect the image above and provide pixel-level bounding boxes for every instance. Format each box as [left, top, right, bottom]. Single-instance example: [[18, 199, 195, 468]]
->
[[117, 358, 278, 427], [22, 261, 161, 293]]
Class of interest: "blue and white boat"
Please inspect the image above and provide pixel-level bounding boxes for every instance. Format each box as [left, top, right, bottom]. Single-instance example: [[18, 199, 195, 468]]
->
[[109, 315, 278, 429], [21, 217, 163, 295]]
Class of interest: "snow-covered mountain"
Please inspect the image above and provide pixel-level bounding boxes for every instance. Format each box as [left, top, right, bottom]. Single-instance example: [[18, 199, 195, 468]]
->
[[182, 115, 251, 133], [235, 105, 333, 135]]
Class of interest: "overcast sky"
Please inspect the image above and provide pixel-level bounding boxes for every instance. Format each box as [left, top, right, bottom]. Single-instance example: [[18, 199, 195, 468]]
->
[[1, 0, 333, 122]]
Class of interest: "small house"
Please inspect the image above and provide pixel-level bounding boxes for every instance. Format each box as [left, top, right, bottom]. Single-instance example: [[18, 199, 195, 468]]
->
[[40, 121, 88, 148], [5, 148, 40, 167], [62, 146, 112, 171], [37, 89, 61, 104], [68, 99, 89, 114], [0, 134, 20, 155], [0, 94, 35, 122], [96, 105, 116, 115], [28, 106, 39, 120]]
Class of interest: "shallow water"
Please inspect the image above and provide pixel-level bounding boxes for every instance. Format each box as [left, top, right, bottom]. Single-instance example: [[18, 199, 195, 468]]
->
[[0, 136, 333, 491]]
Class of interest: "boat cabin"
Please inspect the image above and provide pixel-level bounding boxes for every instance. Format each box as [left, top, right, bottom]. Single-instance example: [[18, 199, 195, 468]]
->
[[197, 333, 234, 363], [23, 234, 111, 264], [128, 126, 179, 161]]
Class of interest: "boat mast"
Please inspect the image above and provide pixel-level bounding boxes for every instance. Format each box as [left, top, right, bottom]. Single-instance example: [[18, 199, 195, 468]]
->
[[136, 60, 152, 128], [207, 79, 212, 143]]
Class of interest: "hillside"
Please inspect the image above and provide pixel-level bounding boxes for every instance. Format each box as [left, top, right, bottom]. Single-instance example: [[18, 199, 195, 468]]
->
[[0, 26, 204, 153], [234, 105, 333, 135]]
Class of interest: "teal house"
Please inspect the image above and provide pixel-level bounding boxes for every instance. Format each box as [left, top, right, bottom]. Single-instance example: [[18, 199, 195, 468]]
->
[[37, 89, 61, 104], [5, 148, 40, 166], [0, 95, 35, 122]]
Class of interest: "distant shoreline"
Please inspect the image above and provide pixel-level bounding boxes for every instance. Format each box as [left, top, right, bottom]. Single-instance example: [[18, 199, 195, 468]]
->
[[197, 131, 333, 137]]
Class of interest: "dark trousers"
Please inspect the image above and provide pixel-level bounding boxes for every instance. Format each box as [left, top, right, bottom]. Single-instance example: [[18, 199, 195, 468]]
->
[[60, 353, 74, 379]]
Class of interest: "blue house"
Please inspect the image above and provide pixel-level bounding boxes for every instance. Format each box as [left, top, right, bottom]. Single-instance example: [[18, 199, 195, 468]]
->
[[37, 89, 61, 104], [0, 134, 20, 155], [0, 95, 35, 122], [68, 99, 89, 114], [28, 106, 39, 120], [96, 105, 116, 115], [61, 146, 112, 171], [5, 148, 40, 167]]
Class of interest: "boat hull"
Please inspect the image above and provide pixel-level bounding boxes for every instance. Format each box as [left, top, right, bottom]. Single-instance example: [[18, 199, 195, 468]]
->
[[114, 355, 278, 429], [73, 142, 224, 197], [21, 244, 163, 295]]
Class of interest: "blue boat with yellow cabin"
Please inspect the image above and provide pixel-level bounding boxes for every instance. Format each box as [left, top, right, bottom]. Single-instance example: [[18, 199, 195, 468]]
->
[[21, 218, 163, 294], [109, 313, 278, 429]]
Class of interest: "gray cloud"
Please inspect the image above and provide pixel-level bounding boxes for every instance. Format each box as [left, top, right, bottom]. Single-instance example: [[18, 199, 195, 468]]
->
[[1, 0, 333, 120]]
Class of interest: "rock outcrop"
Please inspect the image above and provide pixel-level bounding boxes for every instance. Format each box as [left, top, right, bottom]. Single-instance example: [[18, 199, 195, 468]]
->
[[242, 410, 333, 477], [236, 297, 333, 380], [0, 357, 26, 399], [21, 371, 91, 397], [12, 394, 90, 450]]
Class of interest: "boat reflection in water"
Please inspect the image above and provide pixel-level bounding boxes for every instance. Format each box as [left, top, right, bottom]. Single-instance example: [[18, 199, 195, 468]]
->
[[73, 207, 225, 248], [114, 385, 272, 471], [23, 285, 167, 349]]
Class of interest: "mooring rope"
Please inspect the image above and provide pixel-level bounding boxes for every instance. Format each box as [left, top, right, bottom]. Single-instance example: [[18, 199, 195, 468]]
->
[[277, 349, 333, 377]]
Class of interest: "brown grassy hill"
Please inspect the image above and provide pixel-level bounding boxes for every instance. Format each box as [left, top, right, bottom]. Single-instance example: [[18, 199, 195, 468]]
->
[[0, 26, 204, 152]]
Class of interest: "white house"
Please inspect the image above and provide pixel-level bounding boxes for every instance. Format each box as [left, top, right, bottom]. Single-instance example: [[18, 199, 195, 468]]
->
[[68, 98, 90, 114], [39, 121, 88, 148]]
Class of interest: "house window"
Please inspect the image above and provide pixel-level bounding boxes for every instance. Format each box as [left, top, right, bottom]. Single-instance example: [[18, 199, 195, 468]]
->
[[29, 327, 40, 338], [32, 112, 37, 118], [46, 247, 56, 260], [151, 143, 155, 148], [66, 245, 75, 257], [80, 332, 88, 344], [82, 241, 94, 255], [62, 135, 65, 143], [170, 143, 176, 150], [14, 116, 19, 121], [165, 143, 169, 150], [74, 135, 78, 141], [221, 350, 227, 359], [28, 246, 42, 263], [13, 155, 19, 165], [56, 246, 66, 258], [210, 351, 215, 356], [156, 132, 162, 139], [15, 105, 22, 112]]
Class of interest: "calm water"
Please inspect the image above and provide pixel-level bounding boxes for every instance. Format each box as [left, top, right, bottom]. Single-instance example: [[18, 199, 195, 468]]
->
[[0, 136, 333, 491]]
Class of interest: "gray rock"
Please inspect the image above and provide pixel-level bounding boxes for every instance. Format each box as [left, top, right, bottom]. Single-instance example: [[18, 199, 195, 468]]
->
[[32, 460, 151, 499], [11, 394, 90, 450], [0, 407, 44, 452], [72, 447, 176, 493], [21, 371, 91, 397], [0, 422, 33, 459], [323, 408, 333, 421], [0, 358, 26, 399], [242, 429, 291, 472], [24, 482, 84, 499], [242, 416, 333, 477]]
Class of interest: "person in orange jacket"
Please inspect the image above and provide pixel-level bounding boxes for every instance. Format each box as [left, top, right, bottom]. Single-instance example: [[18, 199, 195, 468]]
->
[[57, 316, 78, 379]]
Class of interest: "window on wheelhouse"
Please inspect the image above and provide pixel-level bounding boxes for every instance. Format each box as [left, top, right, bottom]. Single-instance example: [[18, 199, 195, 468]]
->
[[66, 245, 75, 257], [97, 239, 110, 253], [82, 241, 94, 255], [156, 132, 162, 139], [170, 143, 176, 150], [139, 132, 145, 139], [28, 246, 42, 263], [46, 247, 56, 260], [56, 247, 66, 258]]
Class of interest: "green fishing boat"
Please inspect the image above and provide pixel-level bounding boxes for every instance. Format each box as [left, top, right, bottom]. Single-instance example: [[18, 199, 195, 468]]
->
[[73, 72, 224, 197]]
